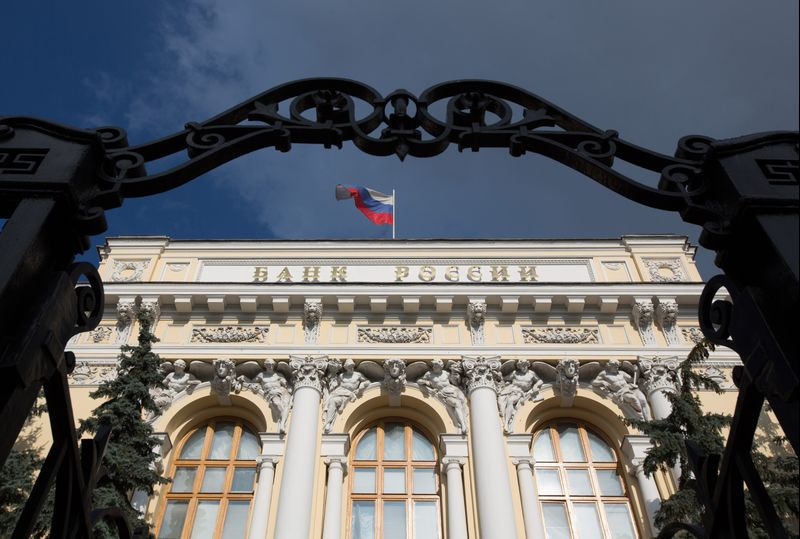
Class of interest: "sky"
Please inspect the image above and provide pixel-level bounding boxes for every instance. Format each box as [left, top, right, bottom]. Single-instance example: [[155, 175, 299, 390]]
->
[[2, 1, 798, 278]]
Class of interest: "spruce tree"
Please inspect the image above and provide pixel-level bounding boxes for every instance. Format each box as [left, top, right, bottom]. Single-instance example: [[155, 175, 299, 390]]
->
[[626, 339, 731, 528], [79, 309, 168, 538]]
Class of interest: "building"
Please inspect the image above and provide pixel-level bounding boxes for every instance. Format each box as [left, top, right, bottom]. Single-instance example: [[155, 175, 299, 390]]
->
[[61, 235, 740, 538]]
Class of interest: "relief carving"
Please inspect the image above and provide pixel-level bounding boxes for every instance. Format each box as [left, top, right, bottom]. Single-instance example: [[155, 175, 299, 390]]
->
[[322, 359, 370, 433], [238, 359, 293, 433], [190, 326, 269, 343], [522, 327, 599, 344], [591, 359, 651, 420], [89, 325, 115, 343], [467, 300, 487, 345], [111, 260, 150, 282], [303, 301, 323, 344], [656, 300, 681, 346], [497, 360, 543, 434], [211, 357, 240, 405], [357, 326, 432, 344], [682, 327, 704, 344], [644, 259, 686, 283], [417, 359, 468, 434], [68, 361, 116, 385], [632, 300, 656, 346]]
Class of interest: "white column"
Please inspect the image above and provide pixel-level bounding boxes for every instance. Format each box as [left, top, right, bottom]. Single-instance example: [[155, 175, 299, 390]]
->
[[622, 435, 662, 536], [131, 433, 172, 514], [462, 357, 520, 539], [440, 434, 469, 539], [638, 357, 681, 483], [273, 357, 329, 539], [508, 434, 544, 539], [248, 433, 285, 539], [321, 433, 351, 539]]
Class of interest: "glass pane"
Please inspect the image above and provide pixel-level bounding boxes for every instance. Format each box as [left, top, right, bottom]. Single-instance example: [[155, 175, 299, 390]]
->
[[221, 500, 250, 539], [353, 468, 376, 493], [533, 429, 556, 462], [557, 424, 586, 462], [231, 467, 256, 492], [412, 428, 435, 461], [355, 428, 377, 460], [180, 429, 206, 459], [209, 423, 235, 459], [413, 501, 439, 539], [413, 468, 436, 494], [542, 503, 571, 539], [351, 501, 375, 539], [383, 501, 406, 539], [566, 469, 594, 495], [237, 429, 260, 460], [535, 469, 563, 496], [383, 468, 406, 494], [573, 504, 603, 539], [189, 500, 220, 539], [596, 469, 625, 496], [604, 503, 637, 539], [383, 423, 405, 460], [159, 501, 189, 539], [200, 467, 227, 493], [587, 430, 615, 462], [171, 466, 196, 492]]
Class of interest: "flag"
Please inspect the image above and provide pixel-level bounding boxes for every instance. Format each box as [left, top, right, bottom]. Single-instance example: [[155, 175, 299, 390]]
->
[[335, 185, 394, 225]]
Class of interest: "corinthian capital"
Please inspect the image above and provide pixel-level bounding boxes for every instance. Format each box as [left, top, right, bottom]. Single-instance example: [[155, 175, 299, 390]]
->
[[638, 356, 679, 396], [289, 355, 330, 393], [461, 356, 502, 393]]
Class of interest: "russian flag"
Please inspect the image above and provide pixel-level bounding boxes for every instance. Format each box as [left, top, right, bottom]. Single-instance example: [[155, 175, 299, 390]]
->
[[336, 184, 394, 225]]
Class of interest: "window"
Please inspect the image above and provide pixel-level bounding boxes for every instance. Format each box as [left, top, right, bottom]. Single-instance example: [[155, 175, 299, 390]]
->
[[157, 420, 260, 539], [348, 421, 441, 539], [533, 422, 639, 539]]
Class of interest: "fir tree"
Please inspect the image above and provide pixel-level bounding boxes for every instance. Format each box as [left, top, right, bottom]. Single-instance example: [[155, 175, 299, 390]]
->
[[79, 310, 168, 538], [747, 429, 799, 537], [626, 339, 731, 529]]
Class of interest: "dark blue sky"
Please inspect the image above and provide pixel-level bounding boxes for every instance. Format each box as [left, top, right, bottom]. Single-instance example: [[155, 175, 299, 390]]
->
[[2, 1, 798, 277]]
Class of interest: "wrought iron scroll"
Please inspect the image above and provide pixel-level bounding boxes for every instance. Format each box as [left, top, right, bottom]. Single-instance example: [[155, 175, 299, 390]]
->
[[1, 78, 797, 537]]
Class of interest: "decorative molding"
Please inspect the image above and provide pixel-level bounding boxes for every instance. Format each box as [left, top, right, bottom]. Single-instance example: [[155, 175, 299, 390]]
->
[[682, 327, 704, 344], [166, 262, 189, 272], [211, 357, 239, 405], [139, 300, 161, 326], [655, 299, 681, 346], [461, 356, 501, 393], [190, 326, 268, 343], [644, 258, 686, 283], [632, 299, 656, 346], [467, 300, 487, 345], [303, 300, 322, 344], [289, 356, 329, 393], [522, 327, 599, 344], [357, 326, 432, 344], [637, 356, 679, 396], [382, 358, 407, 406], [700, 366, 735, 391], [68, 361, 116, 385], [554, 358, 581, 407], [89, 325, 115, 344], [111, 260, 150, 282]]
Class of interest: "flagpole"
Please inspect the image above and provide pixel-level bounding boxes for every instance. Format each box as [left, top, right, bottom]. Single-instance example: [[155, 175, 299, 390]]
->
[[392, 189, 396, 240]]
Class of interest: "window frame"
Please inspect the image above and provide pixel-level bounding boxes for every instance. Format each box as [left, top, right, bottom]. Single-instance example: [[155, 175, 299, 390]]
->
[[347, 419, 442, 539], [155, 418, 260, 539], [532, 421, 640, 539]]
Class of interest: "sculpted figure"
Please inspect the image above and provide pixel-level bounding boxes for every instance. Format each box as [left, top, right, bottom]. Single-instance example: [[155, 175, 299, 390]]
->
[[467, 300, 487, 345], [497, 360, 543, 434], [383, 358, 407, 398], [591, 359, 651, 420], [303, 301, 323, 344], [322, 359, 369, 433], [252, 359, 292, 433], [212, 358, 240, 402], [417, 359, 468, 434], [151, 359, 201, 413]]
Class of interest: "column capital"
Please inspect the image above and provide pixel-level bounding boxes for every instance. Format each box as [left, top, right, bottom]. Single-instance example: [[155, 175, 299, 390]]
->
[[289, 355, 330, 393], [256, 454, 281, 468], [460, 356, 502, 393], [637, 356, 680, 396], [511, 457, 534, 469], [506, 433, 533, 459], [258, 432, 286, 458], [441, 457, 467, 473], [621, 434, 653, 472], [440, 434, 469, 460]]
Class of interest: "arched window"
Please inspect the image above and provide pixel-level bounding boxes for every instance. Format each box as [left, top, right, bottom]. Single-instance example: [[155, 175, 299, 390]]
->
[[157, 420, 261, 539], [348, 420, 441, 539], [532, 422, 639, 539]]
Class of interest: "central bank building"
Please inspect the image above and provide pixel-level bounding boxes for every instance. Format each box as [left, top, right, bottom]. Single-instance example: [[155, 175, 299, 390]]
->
[[65, 236, 739, 539]]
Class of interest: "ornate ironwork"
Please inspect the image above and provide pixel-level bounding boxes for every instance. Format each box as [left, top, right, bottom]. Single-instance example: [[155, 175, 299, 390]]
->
[[0, 78, 797, 537]]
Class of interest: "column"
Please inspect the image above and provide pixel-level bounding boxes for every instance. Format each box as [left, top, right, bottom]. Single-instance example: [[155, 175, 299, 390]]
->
[[131, 432, 172, 514], [622, 435, 662, 536], [273, 356, 329, 539], [248, 433, 285, 539], [638, 357, 681, 482], [507, 434, 544, 539], [321, 433, 351, 539], [462, 357, 520, 539], [440, 434, 469, 539]]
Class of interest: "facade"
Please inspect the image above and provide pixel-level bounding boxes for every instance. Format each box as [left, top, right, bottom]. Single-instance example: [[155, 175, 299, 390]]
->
[[58, 236, 741, 539]]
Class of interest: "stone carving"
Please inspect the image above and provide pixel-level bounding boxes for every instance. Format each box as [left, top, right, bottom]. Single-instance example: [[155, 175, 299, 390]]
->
[[191, 326, 268, 343], [139, 300, 160, 327], [555, 358, 581, 407], [461, 356, 501, 393], [151, 359, 201, 413], [467, 300, 487, 345], [591, 359, 651, 420], [602, 261, 625, 271], [241, 359, 293, 433], [111, 260, 150, 282], [211, 358, 240, 404], [644, 259, 686, 283], [166, 262, 189, 272], [417, 359, 469, 434], [522, 327, 599, 344], [357, 326, 432, 344], [497, 360, 544, 434], [303, 301, 322, 344], [289, 356, 329, 393], [116, 300, 136, 343], [700, 366, 730, 390], [632, 300, 656, 346], [656, 300, 681, 346], [382, 358, 407, 400], [682, 327, 704, 344], [89, 325, 114, 343], [322, 359, 370, 433], [638, 357, 679, 396], [68, 361, 116, 385]]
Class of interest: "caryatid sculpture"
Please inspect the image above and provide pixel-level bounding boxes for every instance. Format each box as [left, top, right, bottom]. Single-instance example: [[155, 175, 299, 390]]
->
[[497, 360, 544, 434], [591, 359, 651, 420], [254, 359, 293, 433], [417, 359, 469, 434], [322, 359, 370, 433]]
